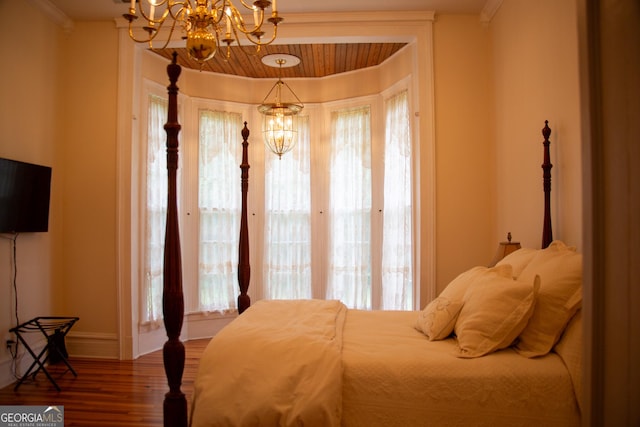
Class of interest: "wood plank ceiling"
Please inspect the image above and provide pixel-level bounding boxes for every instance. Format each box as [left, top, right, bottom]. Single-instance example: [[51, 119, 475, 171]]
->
[[152, 43, 408, 78]]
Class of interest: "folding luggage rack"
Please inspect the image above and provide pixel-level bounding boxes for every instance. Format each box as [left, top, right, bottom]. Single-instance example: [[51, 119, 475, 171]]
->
[[9, 316, 79, 391]]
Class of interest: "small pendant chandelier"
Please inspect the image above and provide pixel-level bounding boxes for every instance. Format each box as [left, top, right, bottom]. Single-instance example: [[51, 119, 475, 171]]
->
[[258, 54, 304, 158]]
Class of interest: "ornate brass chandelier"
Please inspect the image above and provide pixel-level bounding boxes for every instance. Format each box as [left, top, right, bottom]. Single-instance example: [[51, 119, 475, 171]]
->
[[258, 54, 304, 158], [122, 0, 283, 64]]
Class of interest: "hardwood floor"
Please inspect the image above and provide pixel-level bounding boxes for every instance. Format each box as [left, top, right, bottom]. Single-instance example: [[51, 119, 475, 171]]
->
[[0, 339, 209, 426]]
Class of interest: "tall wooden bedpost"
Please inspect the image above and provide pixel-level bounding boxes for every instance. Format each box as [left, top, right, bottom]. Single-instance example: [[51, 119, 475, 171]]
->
[[541, 120, 553, 248], [238, 122, 251, 314], [162, 52, 187, 427]]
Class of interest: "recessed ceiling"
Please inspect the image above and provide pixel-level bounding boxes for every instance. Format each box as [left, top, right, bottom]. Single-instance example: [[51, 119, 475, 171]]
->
[[46, 0, 490, 77], [153, 43, 408, 79]]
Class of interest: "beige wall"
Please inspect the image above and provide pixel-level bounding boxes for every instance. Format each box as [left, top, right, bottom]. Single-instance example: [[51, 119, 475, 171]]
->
[[0, 4, 121, 385], [431, 14, 496, 296], [0, 0, 62, 372], [428, 1, 582, 296], [57, 21, 120, 335], [489, 0, 582, 251]]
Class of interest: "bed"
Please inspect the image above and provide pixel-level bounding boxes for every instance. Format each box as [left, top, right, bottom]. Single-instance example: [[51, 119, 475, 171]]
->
[[158, 54, 582, 427]]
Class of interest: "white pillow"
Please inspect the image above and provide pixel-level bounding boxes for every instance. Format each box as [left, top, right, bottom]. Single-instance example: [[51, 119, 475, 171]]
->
[[415, 265, 511, 340], [514, 240, 583, 357], [496, 247, 539, 279], [454, 271, 540, 358], [415, 298, 463, 341]]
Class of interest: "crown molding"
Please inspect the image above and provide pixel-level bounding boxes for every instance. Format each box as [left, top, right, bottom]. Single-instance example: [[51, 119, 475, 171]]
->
[[479, 0, 503, 24], [28, 0, 75, 33]]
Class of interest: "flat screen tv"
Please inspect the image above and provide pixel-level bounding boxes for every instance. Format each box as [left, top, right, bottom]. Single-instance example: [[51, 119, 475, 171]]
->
[[0, 157, 52, 233]]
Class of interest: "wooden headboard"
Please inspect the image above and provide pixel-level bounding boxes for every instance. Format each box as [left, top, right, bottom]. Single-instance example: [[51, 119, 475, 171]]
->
[[156, 53, 556, 427]]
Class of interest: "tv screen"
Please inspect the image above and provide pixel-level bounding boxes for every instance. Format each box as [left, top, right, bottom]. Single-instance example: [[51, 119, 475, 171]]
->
[[0, 157, 52, 233]]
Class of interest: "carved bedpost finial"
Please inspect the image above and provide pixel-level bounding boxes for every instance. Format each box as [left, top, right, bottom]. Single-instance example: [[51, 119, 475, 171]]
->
[[242, 121, 250, 140], [542, 120, 551, 140]]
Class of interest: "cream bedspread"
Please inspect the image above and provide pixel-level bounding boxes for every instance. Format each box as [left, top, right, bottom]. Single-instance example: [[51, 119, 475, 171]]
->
[[189, 301, 580, 427], [342, 309, 580, 427], [189, 299, 346, 427]]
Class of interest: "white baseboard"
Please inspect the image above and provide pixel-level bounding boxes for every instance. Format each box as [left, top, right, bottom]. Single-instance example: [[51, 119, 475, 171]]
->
[[65, 332, 119, 359]]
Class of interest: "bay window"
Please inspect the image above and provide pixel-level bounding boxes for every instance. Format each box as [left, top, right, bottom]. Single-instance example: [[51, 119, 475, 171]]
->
[[139, 86, 415, 326]]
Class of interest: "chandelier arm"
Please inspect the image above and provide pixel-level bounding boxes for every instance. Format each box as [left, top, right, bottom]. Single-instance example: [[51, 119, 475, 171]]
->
[[127, 25, 153, 44], [167, 1, 191, 21], [126, 0, 181, 45], [242, 24, 279, 46], [224, 14, 245, 50], [227, 5, 264, 35], [235, 0, 264, 11], [127, 21, 163, 44], [136, 0, 169, 24], [156, 6, 172, 26], [224, 9, 277, 50], [150, 16, 181, 51], [227, 6, 247, 32]]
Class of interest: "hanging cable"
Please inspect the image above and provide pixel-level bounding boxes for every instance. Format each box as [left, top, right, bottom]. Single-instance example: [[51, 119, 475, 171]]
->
[[2, 232, 21, 378]]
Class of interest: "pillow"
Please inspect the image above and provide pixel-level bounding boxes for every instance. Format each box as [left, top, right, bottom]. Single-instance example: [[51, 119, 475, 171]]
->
[[514, 240, 583, 357], [496, 247, 539, 279], [415, 298, 463, 341], [454, 271, 540, 358], [415, 265, 512, 340]]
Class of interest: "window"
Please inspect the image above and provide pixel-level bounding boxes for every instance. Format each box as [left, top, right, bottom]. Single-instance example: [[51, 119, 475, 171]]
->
[[381, 90, 413, 310], [263, 116, 312, 300], [326, 106, 373, 309], [140, 89, 414, 323], [261, 94, 414, 310], [197, 110, 244, 312], [141, 94, 168, 324]]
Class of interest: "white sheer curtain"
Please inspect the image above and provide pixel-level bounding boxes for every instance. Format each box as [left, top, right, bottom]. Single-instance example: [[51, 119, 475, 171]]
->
[[142, 95, 168, 323], [326, 106, 372, 309], [382, 90, 413, 310], [198, 110, 243, 312], [263, 116, 312, 299]]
